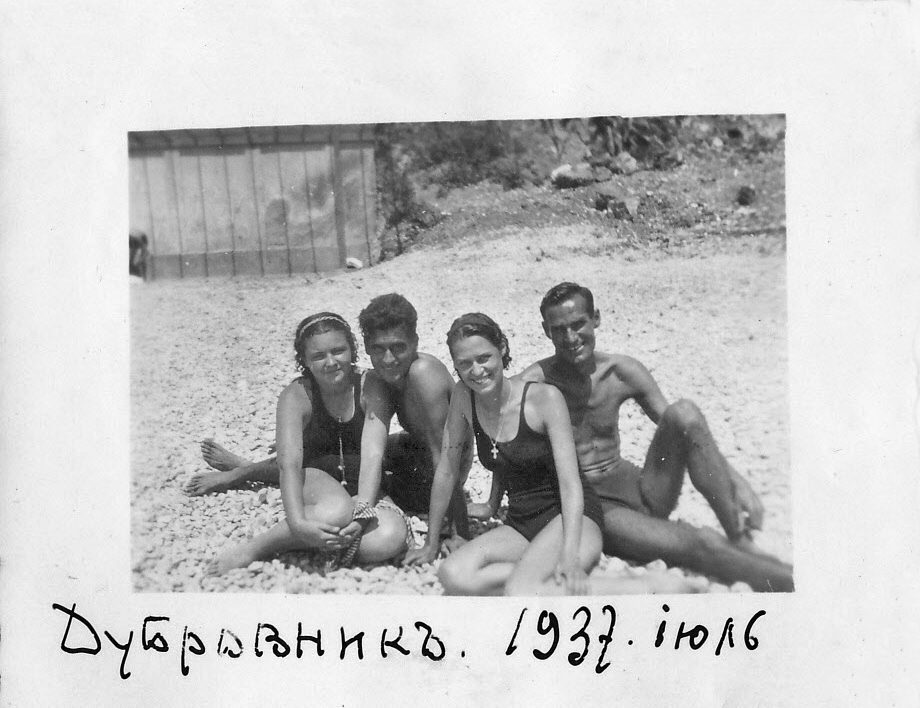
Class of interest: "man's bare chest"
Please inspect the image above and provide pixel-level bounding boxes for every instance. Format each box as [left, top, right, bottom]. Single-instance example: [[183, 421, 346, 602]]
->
[[560, 379, 629, 431]]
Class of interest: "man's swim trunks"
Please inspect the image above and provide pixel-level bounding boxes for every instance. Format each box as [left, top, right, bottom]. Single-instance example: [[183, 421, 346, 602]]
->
[[586, 457, 651, 515], [382, 431, 434, 515]]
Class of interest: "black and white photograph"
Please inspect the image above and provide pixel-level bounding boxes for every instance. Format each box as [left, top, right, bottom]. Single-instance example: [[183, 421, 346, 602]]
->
[[129, 116, 794, 596], [3, 2, 918, 705]]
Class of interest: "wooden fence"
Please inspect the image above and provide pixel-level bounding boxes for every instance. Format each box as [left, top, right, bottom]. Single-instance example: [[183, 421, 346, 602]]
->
[[128, 124, 377, 279]]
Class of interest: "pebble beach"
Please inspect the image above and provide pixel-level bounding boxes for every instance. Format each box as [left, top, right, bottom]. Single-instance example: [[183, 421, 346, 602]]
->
[[131, 227, 791, 594]]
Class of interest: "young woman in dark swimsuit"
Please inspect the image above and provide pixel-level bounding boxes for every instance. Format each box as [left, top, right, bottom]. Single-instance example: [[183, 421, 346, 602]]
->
[[405, 313, 698, 595], [208, 313, 411, 575]]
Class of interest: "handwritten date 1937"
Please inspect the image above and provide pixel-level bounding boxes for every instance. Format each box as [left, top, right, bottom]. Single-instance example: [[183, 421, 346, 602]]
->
[[505, 604, 767, 672]]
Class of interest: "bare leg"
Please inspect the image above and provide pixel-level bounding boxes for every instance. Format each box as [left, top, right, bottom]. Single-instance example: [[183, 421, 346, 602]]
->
[[506, 517, 703, 596], [208, 468, 353, 574], [437, 525, 528, 595], [601, 505, 793, 592], [640, 400, 748, 535], [641, 400, 781, 560], [184, 457, 280, 496], [200, 438, 250, 471], [504, 515, 601, 596], [635, 399, 791, 584], [207, 517, 302, 575], [355, 508, 411, 564]]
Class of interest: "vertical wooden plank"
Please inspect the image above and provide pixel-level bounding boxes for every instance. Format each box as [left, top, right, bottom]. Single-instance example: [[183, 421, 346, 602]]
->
[[304, 144, 339, 272], [251, 145, 288, 275], [331, 132, 348, 268], [274, 149, 293, 275], [128, 154, 153, 236], [129, 153, 153, 278], [174, 149, 207, 278], [278, 146, 315, 275], [338, 144, 370, 266], [247, 141, 266, 276], [145, 150, 183, 279], [199, 146, 235, 277], [361, 142, 378, 265], [167, 149, 186, 277], [301, 146, 318, 273], [194, 151, 211, 277], [141, 154, 158, 279], [221, 150, 238, 276], [223, 146, 262, 276]]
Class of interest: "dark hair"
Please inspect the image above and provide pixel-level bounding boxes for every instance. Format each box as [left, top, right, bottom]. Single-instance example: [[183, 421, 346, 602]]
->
[[539, 282, 595, 319], [358, 293, 418, 342], [446, 313, 512, 369], [293, 312, 358, 375]]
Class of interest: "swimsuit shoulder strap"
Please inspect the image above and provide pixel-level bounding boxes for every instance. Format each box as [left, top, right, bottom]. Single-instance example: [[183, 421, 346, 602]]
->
[[518, 381, 539, 435], [517, 381, 533, 432]]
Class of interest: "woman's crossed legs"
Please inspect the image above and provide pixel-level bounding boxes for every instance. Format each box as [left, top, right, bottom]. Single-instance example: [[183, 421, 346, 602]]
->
[[208, 467, 408, 575]]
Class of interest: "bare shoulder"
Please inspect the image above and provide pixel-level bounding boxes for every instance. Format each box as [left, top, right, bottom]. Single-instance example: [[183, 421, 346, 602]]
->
[[519, 358, 549, 382], [408, 352, 454, 391], [362, 368, 394, 402], [607, 353, 658, 391], [449, 379, 472, 412], [523, 379, 565, 407], [278, 377, 312, 414]]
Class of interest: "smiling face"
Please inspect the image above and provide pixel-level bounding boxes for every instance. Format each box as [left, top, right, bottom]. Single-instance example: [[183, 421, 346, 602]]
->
[[302, 330, 354, 389], [541, 294, 601, 368], [450, 334, 507, 395], [365, 325, 418, 386]]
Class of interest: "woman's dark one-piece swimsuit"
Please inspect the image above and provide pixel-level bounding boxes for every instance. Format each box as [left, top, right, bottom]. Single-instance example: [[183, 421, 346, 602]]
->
[[470, 382, 604, 541], [297, 371, 364, 496]]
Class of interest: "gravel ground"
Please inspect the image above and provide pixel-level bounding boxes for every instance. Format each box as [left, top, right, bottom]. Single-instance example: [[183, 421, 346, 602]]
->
[[131, 228, 790, 594]]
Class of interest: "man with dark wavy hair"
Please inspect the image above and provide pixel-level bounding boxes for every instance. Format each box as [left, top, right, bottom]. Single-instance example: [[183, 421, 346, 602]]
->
[[519, 281, 793, 591], [356, 293, 469, 539]]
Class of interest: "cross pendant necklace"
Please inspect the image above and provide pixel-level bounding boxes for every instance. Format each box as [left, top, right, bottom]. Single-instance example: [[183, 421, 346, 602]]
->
[[488, 386, 508, 460]]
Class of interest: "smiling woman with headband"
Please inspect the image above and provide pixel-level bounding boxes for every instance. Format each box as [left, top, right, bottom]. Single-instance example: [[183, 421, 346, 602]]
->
[[208, 312, 412, 575], [404, 312, 699, 595]]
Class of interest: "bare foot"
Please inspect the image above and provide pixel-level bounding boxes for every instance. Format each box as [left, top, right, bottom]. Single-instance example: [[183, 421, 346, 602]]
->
[[183, 469, 237, 496], [200, 438, 249, 471], [731, 531, 788, 564], [207, 544, 259, 576]]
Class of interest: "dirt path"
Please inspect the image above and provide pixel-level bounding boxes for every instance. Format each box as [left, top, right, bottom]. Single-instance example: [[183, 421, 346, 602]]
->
[[131, 229, 789, 593]]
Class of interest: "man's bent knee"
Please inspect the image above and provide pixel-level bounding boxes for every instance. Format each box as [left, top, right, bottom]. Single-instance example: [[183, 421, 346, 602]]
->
[[661, 398, 706, 434]]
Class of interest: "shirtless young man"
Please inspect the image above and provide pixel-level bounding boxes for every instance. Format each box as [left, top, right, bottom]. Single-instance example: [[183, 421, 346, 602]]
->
[[354, 293, 469, 538], [519, 282, 794, 591], [185, 294, 469, 537]]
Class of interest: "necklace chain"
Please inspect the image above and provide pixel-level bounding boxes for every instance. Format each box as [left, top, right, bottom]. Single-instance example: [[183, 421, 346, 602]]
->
[[485, 383, 509, 460], [337, 416, 347, 486]]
